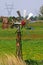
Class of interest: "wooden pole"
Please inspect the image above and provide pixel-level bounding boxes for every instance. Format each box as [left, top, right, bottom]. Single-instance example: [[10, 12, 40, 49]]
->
[[16, 25, 22, 59]]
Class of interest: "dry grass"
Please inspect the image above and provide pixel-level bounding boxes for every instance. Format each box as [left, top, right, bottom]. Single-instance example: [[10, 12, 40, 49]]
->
[[0, 54, 26, 65]]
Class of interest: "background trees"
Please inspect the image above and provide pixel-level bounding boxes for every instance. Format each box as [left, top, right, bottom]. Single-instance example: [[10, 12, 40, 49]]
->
[[40, 5, 43, 16], [38, 5, 43, 20]]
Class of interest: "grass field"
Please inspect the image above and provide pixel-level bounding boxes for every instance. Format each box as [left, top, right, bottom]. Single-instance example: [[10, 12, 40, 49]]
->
[[0, 21, 43, 65], [0, 39, 43, 60]]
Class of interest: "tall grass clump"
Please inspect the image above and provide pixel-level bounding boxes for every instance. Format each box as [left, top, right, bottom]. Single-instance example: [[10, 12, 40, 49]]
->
[[0, 54, 26, 65]]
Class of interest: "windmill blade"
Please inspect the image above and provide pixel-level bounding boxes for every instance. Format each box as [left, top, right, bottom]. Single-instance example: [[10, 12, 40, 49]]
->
[[17, 10, 23, 20], [23, 10, 28, 19], [27, 13, 33, 20], [23, 10, 27, 18], [17, 10, 22, 17]]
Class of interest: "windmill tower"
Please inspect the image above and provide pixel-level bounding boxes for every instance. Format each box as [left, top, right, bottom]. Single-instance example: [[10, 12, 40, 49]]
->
[[5, 2, 14, 17]]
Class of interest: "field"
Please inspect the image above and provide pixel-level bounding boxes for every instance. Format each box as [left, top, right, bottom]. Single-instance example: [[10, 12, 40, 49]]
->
[[0, 21, 43, 65]]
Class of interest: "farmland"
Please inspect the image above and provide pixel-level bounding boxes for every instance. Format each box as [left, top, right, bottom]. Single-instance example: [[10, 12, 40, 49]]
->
[[0, 21, 43, 65], [0, 39, 43, 60]]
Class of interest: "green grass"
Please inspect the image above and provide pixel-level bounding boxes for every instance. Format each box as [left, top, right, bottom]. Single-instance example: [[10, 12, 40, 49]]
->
[[0, 28, 17, 37], [0, 39, 43, 61], [0, 21, 43, 62], [0, 40, 16, 54], [0, 21, 43, 37], [0, 27, 43, 40], [22, 39, 43, 60]]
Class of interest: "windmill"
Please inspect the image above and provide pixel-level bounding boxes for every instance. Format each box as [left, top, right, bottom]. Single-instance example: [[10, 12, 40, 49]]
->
[[12, 10, 33, 59], [11, 10, 33, 28], [16, 10, 33, 28]]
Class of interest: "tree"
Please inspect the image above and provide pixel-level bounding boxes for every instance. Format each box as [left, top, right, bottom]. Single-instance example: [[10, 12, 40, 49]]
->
[[30, 16, 37, 21], [8, 17, 13, 22], [38, 5, 43, 20], [0, 18, 3, 22], [38, 14, 43, 20], [40, 5, 43, 16]]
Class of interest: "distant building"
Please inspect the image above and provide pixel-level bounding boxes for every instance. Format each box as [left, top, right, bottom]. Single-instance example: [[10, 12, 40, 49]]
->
[[2, 17, 9, 29]]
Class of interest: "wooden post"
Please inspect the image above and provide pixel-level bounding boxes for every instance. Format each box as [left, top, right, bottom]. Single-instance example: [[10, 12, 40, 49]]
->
[[16, 25, 22, 59]]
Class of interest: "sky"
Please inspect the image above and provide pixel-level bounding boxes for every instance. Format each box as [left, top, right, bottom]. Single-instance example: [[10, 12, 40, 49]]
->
[[0, 0, 43, 17]]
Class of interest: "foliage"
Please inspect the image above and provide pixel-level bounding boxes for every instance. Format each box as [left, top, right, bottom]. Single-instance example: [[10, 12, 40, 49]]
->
[[8, 17, 13, 22], [40, 5, 43, 16], [30, 16, 38, 21], [0, 18, 3, 22], [0, 21, 43, 65], [37, 5, 43, 20], [0, 39, 43, 61]]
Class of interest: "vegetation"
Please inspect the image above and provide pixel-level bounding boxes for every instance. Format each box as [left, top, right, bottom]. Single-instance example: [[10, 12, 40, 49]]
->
[[0, 39, 43, 60], [40, 5, 43, 16], [0, 20, 43, 65], [0, 54, 26, 65]]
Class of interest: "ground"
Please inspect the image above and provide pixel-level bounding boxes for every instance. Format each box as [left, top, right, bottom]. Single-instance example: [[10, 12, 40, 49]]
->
[[0, 21, 43, 65]]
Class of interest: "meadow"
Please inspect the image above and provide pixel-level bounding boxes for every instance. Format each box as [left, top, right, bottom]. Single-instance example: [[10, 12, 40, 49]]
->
[[0, 21, 43, 65]]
